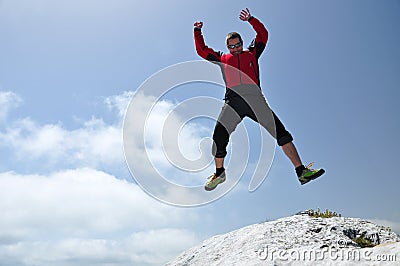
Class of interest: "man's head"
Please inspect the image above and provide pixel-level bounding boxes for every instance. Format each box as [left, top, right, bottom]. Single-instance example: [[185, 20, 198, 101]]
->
[[226, 32, 243, 55]]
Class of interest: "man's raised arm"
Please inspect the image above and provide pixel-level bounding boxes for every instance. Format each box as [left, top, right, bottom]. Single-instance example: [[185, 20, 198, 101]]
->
[[240, 8, 268, 58], [194, 21, 222, 62]]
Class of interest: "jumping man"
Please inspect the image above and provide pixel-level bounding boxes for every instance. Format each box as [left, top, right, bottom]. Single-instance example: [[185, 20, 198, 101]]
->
[[194, 8, 325, 191]]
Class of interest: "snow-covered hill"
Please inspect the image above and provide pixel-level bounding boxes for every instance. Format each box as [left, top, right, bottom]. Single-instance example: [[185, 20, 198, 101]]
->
[[166, 211, 400, 265]]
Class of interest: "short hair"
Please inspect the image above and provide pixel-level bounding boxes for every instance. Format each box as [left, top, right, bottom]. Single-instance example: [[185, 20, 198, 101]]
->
[[226, 32, 243, 45]]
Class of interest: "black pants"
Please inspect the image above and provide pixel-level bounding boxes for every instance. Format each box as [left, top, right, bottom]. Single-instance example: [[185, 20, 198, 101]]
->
[[212, 88, 293, 158]]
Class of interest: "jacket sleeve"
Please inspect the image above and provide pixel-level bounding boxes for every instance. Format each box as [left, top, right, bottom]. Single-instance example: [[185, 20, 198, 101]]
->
[[247, 16, 268, 59], [194, 28, 222, 62]]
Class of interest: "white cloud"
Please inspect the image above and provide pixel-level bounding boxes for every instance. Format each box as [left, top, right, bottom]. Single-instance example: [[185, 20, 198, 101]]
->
[[0, 169, 201, 266], [0, 229, 199, 266], [0, 90, 216, 265], [0, 91, 135, 171], [104, 90, 135, 120], [143, 98, 214, 184], [368, 218, 400, 235], [0, 91, 22, 121], [0, 169, 198, 237], [0, 90, 214, 179], [0, 117, 123, 170]]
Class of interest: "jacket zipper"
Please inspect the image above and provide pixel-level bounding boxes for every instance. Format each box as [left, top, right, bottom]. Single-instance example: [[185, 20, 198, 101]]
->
[[250, 61, 259, 85], [237, 54, 242, 84]]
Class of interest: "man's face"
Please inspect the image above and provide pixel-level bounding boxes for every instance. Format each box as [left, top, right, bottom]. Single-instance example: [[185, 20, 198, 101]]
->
[[227, 38, 243, 55]]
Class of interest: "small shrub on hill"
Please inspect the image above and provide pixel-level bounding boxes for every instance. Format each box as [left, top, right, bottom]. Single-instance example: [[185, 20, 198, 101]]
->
[[308, 208, 341, 218]]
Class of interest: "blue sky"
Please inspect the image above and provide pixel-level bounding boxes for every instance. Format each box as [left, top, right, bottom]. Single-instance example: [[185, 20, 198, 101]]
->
[[1, 0, 399, 265]]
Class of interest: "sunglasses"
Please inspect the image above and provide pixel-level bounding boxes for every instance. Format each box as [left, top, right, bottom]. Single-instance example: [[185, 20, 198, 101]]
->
[[227, 41, 243, 49]]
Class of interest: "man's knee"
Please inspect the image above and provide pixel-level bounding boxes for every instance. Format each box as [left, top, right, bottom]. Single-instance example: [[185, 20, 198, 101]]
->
[[212, 146, 227, 158], [212, 122, 229, 158], [277, 133, 293, 146]]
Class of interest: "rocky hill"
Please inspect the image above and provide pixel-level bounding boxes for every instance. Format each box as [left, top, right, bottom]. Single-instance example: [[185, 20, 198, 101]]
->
[[166, 211, 400, 265]]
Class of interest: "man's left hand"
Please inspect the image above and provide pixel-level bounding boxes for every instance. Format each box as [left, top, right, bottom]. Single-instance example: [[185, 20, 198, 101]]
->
[[239, 8, 251, 21]]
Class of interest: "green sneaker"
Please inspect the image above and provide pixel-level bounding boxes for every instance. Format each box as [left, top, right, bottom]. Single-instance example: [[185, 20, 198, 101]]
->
[[298, 163, 325, 185], [205, 171, 226, 191]]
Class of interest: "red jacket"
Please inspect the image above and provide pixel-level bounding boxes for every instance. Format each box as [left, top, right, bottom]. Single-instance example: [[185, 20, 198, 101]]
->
[[194, 17, 268, 90]]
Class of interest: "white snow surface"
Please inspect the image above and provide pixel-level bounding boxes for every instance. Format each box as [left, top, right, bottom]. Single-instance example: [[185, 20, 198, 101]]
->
[[166, 212, 400, 265]]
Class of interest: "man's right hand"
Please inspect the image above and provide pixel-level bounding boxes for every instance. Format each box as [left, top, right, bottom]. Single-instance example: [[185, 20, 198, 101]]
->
[[194, 21, 203, 29]]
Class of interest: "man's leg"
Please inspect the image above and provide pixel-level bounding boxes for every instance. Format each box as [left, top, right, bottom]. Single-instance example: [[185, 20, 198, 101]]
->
[[215, 157, 225, 169], [282, 142, 302, 168], [245, 95, 301, 168], [205, 102, 242, 191], [269, 112, 304, 171], [245, 94, 325, 184], [273, 113, 325, 184], [211, 102, 242, 172], [213, 157, 225, 178], [205, 122, 229, 191], [270, 113, 309, 178], [244, 96, 310, 179], [211, 121, 229, 176]]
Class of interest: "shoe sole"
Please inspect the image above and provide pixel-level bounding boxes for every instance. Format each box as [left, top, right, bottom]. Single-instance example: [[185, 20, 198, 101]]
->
[[300, 169, 325, 185], [205, 176, 226, 191]]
